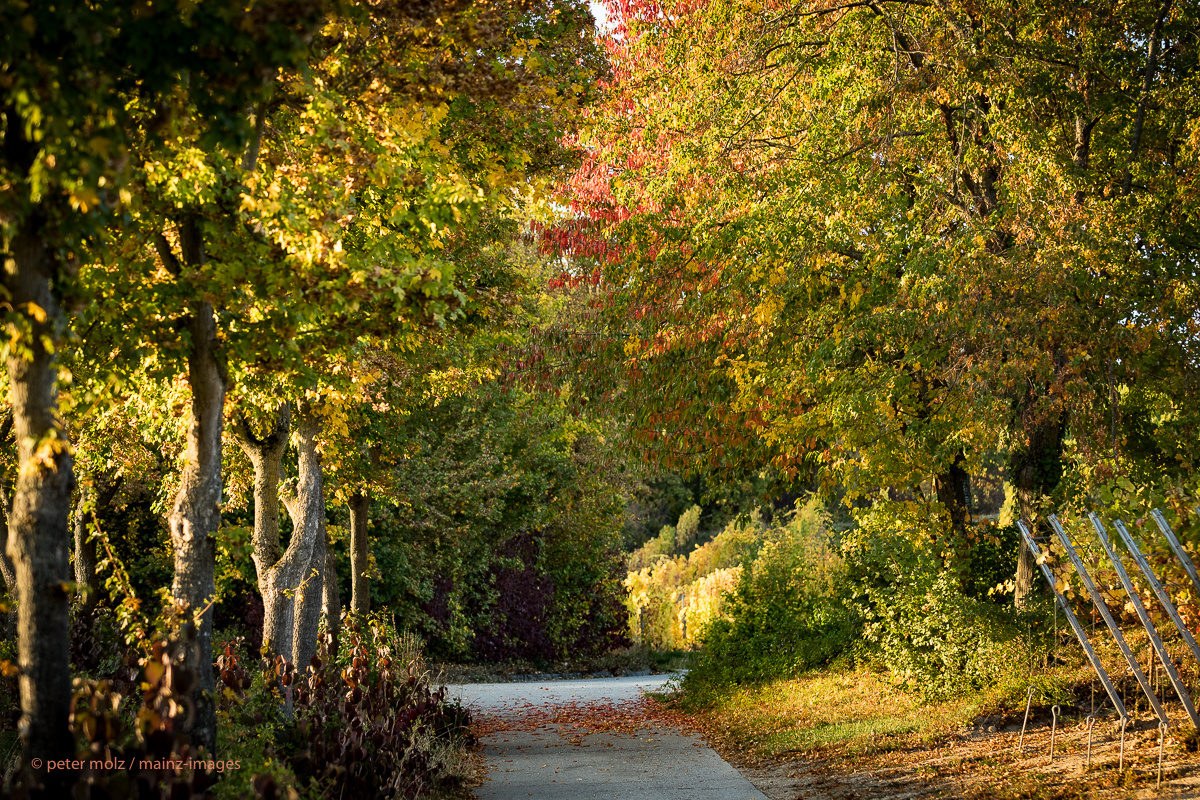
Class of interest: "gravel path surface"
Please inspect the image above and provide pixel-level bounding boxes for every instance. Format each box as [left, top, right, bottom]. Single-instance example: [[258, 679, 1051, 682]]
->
[[449, 675, 769, 800]]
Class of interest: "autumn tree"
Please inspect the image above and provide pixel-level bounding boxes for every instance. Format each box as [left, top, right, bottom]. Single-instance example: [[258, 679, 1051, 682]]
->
[[66, 2, 601, 749], [540, 0, 1199, 603], [1, 0, 323, 772]]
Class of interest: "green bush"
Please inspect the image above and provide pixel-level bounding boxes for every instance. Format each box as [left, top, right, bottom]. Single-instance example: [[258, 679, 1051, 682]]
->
[[681, 500, 857, 706], [845, 530, 1045, 702], [679, 497, 1051, 708]]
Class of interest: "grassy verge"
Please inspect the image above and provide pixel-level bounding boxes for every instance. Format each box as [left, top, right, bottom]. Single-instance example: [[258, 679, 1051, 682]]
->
[[672, 665, 979, 760], [663, 658, 1199, 799]]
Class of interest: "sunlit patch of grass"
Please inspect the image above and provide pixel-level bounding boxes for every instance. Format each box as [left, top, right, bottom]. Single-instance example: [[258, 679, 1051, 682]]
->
[[689, 666, 977, 759], [766, 715, 924, 752]]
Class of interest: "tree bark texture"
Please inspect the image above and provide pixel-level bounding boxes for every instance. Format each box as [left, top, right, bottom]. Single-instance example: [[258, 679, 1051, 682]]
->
[[231, 404, 289, 658], [167, 215, 225, 756], [1011, 415, 1065, 607], [322, 527, 340, 658], [274, 402, 326, 670], [348, 490, 370, 616], [291, 520, 325, 672], [3, 220, 77, 768]]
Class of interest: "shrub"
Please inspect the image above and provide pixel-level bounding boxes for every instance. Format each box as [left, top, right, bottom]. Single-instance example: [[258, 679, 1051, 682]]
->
[[472, 532, 556, 662], [625, 509, 760, 650], [681, 499, 856, 705], [5, 634, 225, 800], [278, 616, 475, 799], [679, 497, 1047, 708], [5, 614, 474, 800], [844, 526, 1045, 702]]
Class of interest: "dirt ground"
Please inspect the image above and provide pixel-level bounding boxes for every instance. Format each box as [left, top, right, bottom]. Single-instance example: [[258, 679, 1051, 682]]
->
[[724, 713, 1200, 799]]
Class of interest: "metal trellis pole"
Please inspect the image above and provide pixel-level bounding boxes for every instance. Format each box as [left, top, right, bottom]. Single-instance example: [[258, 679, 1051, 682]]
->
[[1050, 515, 1168, 725], [1113, 519, 1200, 671], [1090, 514, 1200, 730], [1018, 522, 1129, 727], [1151, 509, 1200, 601]]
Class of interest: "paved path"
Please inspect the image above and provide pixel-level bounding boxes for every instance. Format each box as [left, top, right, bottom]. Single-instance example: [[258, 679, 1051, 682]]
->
[[449, 676, 769, 800]]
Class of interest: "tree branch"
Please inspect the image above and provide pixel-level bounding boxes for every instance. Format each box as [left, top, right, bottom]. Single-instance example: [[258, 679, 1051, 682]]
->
[[153, 232, 182, 276], [1122, 0, 1174, 196]]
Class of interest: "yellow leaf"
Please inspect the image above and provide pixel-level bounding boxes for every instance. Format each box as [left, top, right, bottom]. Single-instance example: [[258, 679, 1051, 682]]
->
[[25, 302, 47, 323]]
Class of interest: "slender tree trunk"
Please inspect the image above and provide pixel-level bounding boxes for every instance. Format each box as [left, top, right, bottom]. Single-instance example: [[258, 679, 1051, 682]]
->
[[72, 473, 123, 616], [1011, 414, 1065, 606], [1072, 113, 1099, 205], [323, 527, 340, 658], [72, 484, 99, 614], [276, 402, 326, 672], [934, 451, 973, 586], [1121, 0, 1174, 196], [349, 491, 370, 616], [231, 404, 290, 659], [3, 220, 76, 772], [0, 413, 17, 639], [167, 215, 225, 756]]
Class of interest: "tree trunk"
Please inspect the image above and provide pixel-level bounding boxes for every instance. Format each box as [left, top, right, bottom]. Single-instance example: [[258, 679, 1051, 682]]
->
[[292, 521, 325, 672], [3, 220, 77, 771], [349, 491, 370, 616], [934, 450, 973, 583], [1121, 0, 1174, 196], [72, 484, 99, 614], [1011, 414, 1065, 606], [231, 404, 290, 659], [167, 215, 225, 756], [276, 402, 326, 671], [934, 451, 972, 542], [1072, 113, 1099, 205], [323, 527, 341, 658], [72, 472, 124, 615]]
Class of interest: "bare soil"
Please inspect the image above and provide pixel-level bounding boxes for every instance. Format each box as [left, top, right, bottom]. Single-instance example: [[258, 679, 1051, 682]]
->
[[720, 712, 1200, 799]]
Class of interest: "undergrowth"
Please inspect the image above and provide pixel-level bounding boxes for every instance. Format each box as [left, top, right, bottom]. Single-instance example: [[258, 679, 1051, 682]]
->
[[2, 611, 472, 800], [678, 498, 1056, 710]]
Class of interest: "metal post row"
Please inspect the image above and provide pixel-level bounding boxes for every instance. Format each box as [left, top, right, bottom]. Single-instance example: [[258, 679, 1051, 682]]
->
[[1017, 522, 1129, 727], [1048, 515, 1169, 726], [1088, 514, 1200, 729]]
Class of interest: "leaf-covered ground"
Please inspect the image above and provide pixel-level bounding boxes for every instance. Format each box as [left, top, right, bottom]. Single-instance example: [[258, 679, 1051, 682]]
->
[[670, 669, 1200, 799], [467, 669, 1200, 799]]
